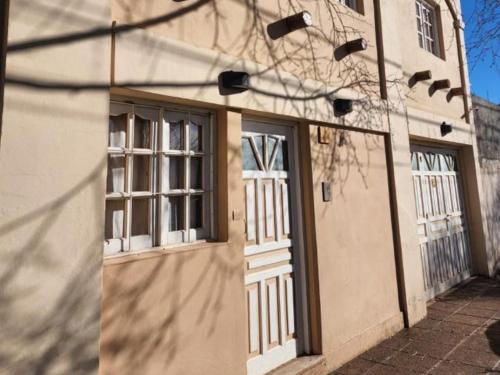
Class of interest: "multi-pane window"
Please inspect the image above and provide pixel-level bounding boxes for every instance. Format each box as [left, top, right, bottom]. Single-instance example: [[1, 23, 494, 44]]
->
[[416, 0, 440, 56], [104, 101, 214, 255], [337, 0, 357, 11]]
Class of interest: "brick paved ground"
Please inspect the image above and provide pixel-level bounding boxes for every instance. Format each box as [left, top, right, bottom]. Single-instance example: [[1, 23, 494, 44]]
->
[[331, 277, 500, 375]]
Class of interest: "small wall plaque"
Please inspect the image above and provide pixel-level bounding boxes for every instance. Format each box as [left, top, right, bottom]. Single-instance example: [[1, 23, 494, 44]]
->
[[318, 127, 332, 144], [322, 182, 332, 202]]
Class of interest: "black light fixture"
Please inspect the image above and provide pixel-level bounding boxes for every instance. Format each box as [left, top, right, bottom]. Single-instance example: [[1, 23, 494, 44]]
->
[[409, 70, 432, 87], [334, 38, 368, 61], [441, 122, 453, 136], [432, 79, 451, 91], [267, 11, 313, 40], [218, 71, 250, 96], [334, 99, 353, 117]]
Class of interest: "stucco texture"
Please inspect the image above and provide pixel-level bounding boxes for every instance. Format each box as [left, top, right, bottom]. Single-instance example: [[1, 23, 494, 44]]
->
[[308, 126, 403, 369], [0, 1, 111, 374]]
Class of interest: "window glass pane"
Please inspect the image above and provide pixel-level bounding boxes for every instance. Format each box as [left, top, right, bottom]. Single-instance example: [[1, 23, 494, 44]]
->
[[134, 114, 151, 149], [189, 122, 203, 152], [169, 120, 184, 150], [109, 114, 127, 148], [168, 195, 185, 231], [254, 136, 265, 163], [273, 140, 289, 171], [132, 155, 151, 192], [131, 198, 150, 236], [190, 157, 203, 189], [190, 195, 203, 229], [106, 155, 126, 193], [105, 200, 125, 240], [418, 153, 429, 171], [163, 156, 184, 191], [267, 137, 278, 168], [418, 34, 424, 48], [411, 152, 419, 170], [242, 137, 259, 171]]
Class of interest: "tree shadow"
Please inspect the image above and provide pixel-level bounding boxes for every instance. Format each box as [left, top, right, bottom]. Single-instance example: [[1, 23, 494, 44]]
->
[[486, 318, 500, 356]]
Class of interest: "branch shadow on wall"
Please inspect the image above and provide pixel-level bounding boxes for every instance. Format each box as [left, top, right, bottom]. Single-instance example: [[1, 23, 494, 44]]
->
[[2, 0, 407, 373], [0, 158, 106, 374]]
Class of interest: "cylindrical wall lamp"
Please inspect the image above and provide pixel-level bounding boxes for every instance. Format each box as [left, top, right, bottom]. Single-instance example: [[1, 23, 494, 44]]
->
[[334, 99, 353, 117], [267, 11, 313, 40], [218, 71, 250, 95]]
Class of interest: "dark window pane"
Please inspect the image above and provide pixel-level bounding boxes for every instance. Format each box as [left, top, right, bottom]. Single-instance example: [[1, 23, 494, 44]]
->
[[169, 196, 185, 231], [170, 121, 184, 150], [167, 156, 184, 190], [109, 114, 127, 148], [411, 152, 419, 171], [190, 123, 202, 152], [273, 140, 289, 171], [132, 155, 150, 192], [267, 137, 278, 169], [190, 157, 203, 189], [131, 198, 149, 236], [254, 136, 265, 163], [134, 115, 151, 149], [242, 138, 259, 171], [107, 155, 126, 193], [105, 200, 125, 240], [190, 195, 203, 229]]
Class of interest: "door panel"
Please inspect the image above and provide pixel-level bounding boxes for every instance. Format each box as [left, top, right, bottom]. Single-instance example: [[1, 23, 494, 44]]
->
[[242, 122, 300, 375], [411, 146, 472, 299]]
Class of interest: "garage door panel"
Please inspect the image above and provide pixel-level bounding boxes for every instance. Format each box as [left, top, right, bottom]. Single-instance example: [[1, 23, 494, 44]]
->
[[411, 146, 472, 300]]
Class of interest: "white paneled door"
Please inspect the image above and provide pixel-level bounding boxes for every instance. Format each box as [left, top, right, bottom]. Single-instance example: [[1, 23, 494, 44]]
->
[[242, 120, 304, 375], [411, 146, 472, 300]]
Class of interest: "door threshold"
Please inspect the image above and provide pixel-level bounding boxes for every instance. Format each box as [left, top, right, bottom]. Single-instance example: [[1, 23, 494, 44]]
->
[[267, 355, 326, 375]]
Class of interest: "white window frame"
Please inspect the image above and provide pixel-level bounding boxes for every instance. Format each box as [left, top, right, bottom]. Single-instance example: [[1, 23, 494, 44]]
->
[[416, 0, 441, 57], [337, 0, 357, 11], [104, 101, 215, 256]]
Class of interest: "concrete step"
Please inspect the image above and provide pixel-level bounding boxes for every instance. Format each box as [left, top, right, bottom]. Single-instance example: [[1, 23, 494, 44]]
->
[[267, 355, 327, 375]]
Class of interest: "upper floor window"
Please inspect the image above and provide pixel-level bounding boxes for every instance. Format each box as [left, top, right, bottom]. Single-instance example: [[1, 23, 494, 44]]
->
[[338, 0, 357, 11], [104, 101, 214, 255], [416, 0, 440, 57]]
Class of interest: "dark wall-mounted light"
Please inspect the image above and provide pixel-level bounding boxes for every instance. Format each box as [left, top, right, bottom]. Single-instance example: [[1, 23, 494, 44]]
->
[[267, 11, 312, 40], [218, 71, 250, 96], [334, 38, 368, 61], [441, 122, 453, 136], [409, 70, 432, 87], [334, 99, 353, 117]]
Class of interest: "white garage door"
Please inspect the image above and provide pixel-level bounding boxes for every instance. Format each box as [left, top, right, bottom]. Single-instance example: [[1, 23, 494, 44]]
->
[[411, 145, 473, 300]]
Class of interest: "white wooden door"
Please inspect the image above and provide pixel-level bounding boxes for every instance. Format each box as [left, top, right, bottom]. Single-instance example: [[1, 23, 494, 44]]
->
[[411, 146, 472, 300], [242, 121, 302, 375]]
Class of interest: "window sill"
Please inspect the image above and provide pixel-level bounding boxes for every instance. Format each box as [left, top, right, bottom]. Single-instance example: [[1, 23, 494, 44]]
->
[[103, 240, 230, 266]]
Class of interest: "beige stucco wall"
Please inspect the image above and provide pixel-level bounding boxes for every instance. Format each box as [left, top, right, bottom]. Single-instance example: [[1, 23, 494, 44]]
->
[[111, 0, 379, 89], [308, 126, 404, 370], [0, 1, 110, 374], [100, 244, 247, 375], [398, 0, 465, 121]]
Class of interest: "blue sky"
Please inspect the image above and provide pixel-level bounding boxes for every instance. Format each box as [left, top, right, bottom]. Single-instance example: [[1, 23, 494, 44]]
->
[[461, 1, 500, 103]]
